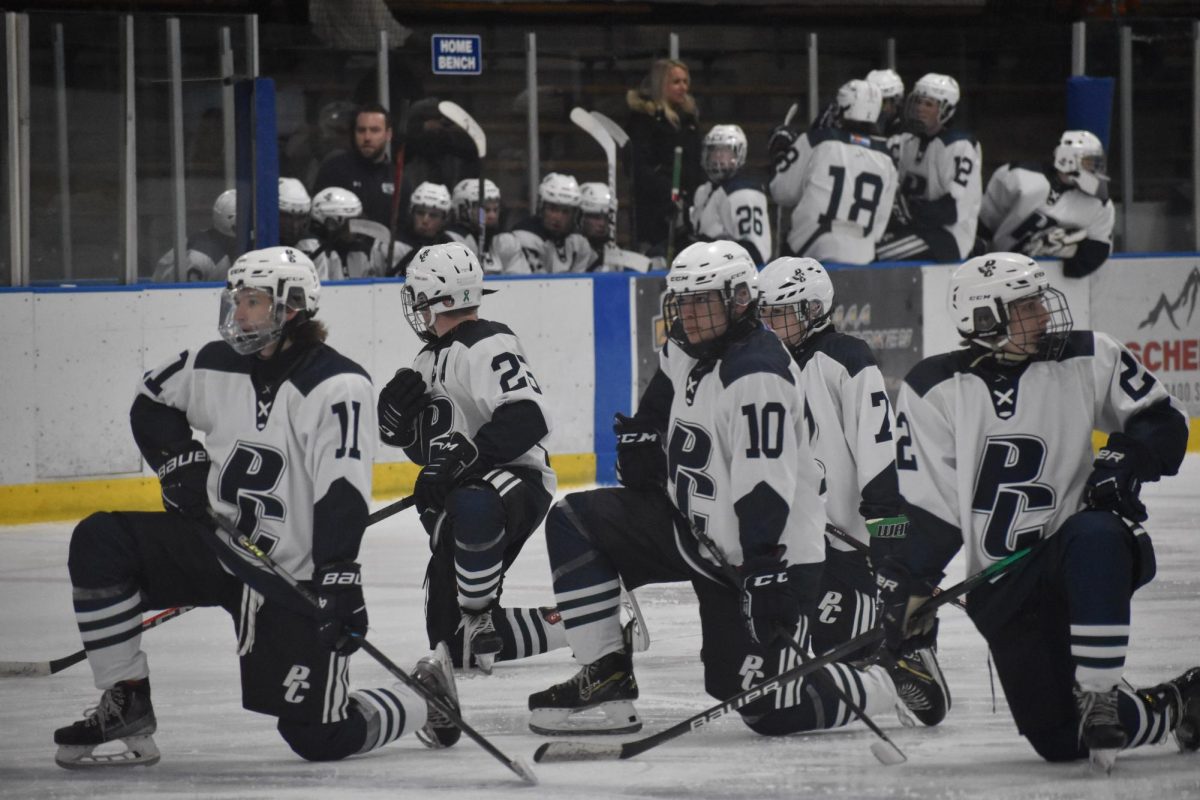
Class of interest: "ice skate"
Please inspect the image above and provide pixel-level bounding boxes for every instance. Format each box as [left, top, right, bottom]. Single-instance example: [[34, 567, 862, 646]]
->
[[462, 607, 503, 675], [620, 584, 650, 653], [1075, 684, 1126, 774], [881, 645, 950, 727], [412, 642, 462, 749], [528, 649, 641, 735], [54, 679, 160, 769], [1143, 665, 1200, 753]]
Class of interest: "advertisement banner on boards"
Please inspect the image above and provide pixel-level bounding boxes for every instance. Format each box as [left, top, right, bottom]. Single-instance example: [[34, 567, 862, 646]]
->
[[632, 275, 669, 404], [1092, 258, 1200, 416]]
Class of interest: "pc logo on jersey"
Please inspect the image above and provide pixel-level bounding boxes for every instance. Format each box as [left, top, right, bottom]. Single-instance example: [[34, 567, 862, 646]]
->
[[971, 435, 1055, 559], [283, 664, 311, 704], [218, 441, 288, 547]]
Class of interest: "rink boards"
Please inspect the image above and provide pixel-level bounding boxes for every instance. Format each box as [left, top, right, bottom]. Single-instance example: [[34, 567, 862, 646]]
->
[[0, 253, 1197, 524]]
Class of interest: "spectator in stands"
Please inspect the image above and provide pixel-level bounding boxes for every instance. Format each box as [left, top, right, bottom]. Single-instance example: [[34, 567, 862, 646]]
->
[[312, 103, 404, 229], [401, 97, 481, 192], [876, 73, 981, 263], [152, 189, 239, 282], [977, 130, 1114, 278], [626, 58, 703, 255]]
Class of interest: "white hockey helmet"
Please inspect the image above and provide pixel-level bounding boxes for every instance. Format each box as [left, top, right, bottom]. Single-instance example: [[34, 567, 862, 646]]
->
[[865, 69, 905, 100], [311, 187, 363, 231], [758, 257, 834, 347], [663, 240, 759, 360], [278, 177, 311, 215], [1053, 130, 1108, 196], [538, 172, 582, 210], [948, 252, 1073, 361], [451, 177, 501, 223], [836, 79, 882, 126], [402, 242, 494, 342], [410, 181, 452, 215], [906, 73, 960, 131], [212, 189, 237, 238], [701, 124, 748, 183], [579, 182, 614, 216], [219, 246, 320, 355]]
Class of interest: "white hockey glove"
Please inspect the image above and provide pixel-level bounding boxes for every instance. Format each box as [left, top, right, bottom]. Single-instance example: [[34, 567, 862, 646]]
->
[[1025, 227, 1086, 258]]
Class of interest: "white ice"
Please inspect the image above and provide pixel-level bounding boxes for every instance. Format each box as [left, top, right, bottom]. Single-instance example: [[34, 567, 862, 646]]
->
[[2, 460, 1200, 799]]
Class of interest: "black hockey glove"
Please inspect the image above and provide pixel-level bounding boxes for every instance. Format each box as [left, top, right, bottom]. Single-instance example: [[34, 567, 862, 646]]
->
[[739, 557, 800, 646], [415, 432, 481, 514], [613, 413, 667, 492], [157, 441, 210, 519], [876, 559, 936, 656], [378, 368, 429, 446], [1084, 434, 1149, 523], [314, 561, 368, 655], [767, 124, 800, 161]]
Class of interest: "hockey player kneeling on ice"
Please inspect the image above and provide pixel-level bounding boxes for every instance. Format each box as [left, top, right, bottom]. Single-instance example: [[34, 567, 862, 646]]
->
[[880, 251, 1199, 772], [529, 241, 911, 737], [377, 243, 564, 673], [757, 256, 948, 725], [977, 130, 1115, 278], [54, 247, 460, 769]]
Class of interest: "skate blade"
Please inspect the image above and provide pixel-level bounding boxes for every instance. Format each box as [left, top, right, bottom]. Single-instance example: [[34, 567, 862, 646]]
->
[[1088, 747, 1118, 775], [55, 735, 160, 769], [529, 701, 641, 736], [473, 651, 496, 675]]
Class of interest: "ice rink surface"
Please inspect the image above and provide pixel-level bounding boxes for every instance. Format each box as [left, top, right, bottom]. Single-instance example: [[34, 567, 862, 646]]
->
[[2, 459, 1199, 800]]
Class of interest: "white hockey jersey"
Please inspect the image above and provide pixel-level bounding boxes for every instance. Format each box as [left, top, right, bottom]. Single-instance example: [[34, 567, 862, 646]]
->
[[690, 175, 772, 265], [770, 128, 897, 265], [512, 218, 597, 274], [153, 229, 237, 283], [407, 319, 556, 495], [137, 341, 376, 581], [446, 226, 532, 274], [980, 162, 1114, 256], [658, 327, 826, 569], [888, 129, 982, 260], [895, 331, 1187, 582], [793, 328, 903, 551], [296, 235, 388, 280]]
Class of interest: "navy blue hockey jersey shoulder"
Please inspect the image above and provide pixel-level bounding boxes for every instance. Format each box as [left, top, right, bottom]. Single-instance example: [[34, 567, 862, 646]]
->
[[936, 128, 978, 147], [903, 349, 972, 397], [426, 318, 514, 354], [719, 327, 796, 388], [194, 340, 253, 374], [290, 344, 371, 396], [1052, 330, 1097, 362], [806, 329, 878, 377], [718, 174, 765, 194]]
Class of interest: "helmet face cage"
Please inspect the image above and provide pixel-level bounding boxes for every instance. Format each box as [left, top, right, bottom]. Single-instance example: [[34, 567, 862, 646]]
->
[[758, 257, 834, 347], [218, 250, 318, 355], [662, 242, 758, 360], [702, 125, 747, 183], [451, 179, 500, 224], [1053, 131, 1108, 195], [906, 73, 959, 133], [1003, 287, 1073, 361], [401, 243, 485, 342], [212, 190, 237, 237], [311, 188, 362, 234]]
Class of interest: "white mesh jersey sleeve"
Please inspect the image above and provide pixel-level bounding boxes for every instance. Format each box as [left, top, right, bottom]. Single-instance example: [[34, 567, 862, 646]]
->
[[137, 348, 198, 418], [295, 370, 377, 522], [1090, 331, 1187, 434], [934, 136, 983, 258], [894, 377, 961, 539]]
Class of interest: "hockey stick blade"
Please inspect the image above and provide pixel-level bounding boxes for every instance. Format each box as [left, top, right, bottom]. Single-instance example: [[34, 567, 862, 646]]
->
[[208, 511, 536, 785], [0, 606, 193, 678], [570, 107, 616, 165], [534, 545, 1036, 764], [437, 101, 486, 158], [589, 110, 629, 148]]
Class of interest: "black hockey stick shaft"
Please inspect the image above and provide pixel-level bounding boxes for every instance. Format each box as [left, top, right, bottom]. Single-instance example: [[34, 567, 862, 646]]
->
[[208, 511, 537, 785], [685, 521, 904, 764], [534, 543, 1036, 763], [823, 523, 968, 612], [366, 494, 416, 526], [0, 605, 194, 678]]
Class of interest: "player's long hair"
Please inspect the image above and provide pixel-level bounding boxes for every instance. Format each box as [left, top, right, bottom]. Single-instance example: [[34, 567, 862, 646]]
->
[[288, 318, 328, 348]]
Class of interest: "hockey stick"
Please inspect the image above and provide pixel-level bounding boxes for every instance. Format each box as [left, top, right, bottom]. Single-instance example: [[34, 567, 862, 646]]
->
[[772, 102, 799, 260], [438, 101, 488, 257], [684, 521, 905, 766], [589, 111, 629, 149], [208, 510, 538, 785], [533, 543, 1037, 763], [570, 107, 619, 245], [823, 523, 968, 612], [665, 146, 683, 265], [0, 606, 194, 678], [386, 142, 406, 272], [1, 498, 417, 680]]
